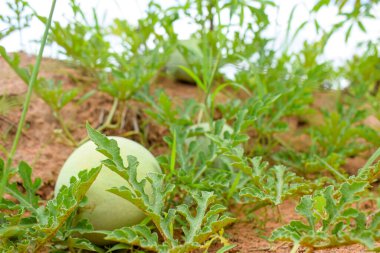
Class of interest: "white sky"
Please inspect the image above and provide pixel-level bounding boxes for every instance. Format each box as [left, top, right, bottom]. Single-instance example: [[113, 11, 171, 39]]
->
[[0, 0, 379, 66]]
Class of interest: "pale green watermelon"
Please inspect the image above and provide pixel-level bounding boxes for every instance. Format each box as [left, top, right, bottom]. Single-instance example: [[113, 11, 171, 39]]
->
[[54, 137, 161, 245], [166, 39, 202, 83]]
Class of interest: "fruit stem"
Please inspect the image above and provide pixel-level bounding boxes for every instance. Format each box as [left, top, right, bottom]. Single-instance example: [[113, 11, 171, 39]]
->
[[54, 111, 78, 146]]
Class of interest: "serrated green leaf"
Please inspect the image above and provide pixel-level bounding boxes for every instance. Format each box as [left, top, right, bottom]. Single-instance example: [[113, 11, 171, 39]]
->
[[239, 159, 317, 207], [105, 225, 161, 251], [68, 237, 104, 252], [32, 166, 101, 251], [271, 173, 380, 250]]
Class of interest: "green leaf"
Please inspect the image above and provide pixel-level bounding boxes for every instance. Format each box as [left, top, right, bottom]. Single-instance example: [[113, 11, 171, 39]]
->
[[105, 225, 161, 251], [345, 23, 353, 43], [312, 0, 331, 12], [296, 196, 315, 230], [86, 123, 126, 178], [271, 173, 380, 250], [179, 66, 206, 92], [16, 162, 41, 209], [216, 244, 236, 253], [68, 237, 104, 252], [239, 159, 317, 207], [0, 47, 30, 84], [357, 21, 366, 33], [32, 166, 101, 251], [338, 181, 367, 208]]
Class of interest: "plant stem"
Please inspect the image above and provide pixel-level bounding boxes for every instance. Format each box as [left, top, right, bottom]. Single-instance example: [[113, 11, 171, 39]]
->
[[316, 155, 347, 182], [360, 147, 380, 174], [193, 153, 218, 182], [118, 100, 127, 130], [77, 98, 119, 146], [54, 111, 77, 146], [97, 98, 119, 131], [207, 1, 214, 31], [0, 0, 57, 200], [290, 242, 300, 253], [0, 143, 9, 157], [371, 80, 380, 96]]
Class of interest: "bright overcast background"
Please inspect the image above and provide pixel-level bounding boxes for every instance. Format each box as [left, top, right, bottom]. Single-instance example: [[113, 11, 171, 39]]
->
[[0, 0, 379, 65]]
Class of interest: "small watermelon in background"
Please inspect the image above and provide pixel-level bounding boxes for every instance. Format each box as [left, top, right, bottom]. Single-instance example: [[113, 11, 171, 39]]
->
[[166, 39, 202, 83], [185, 122, 237, 169]]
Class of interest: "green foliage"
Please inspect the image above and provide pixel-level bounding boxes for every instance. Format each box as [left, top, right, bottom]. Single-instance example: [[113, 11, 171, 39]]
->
[[0, 46, 30, 83], [232, 38, 335, 156], [92, 5, 177, 131], [0, 159, 101, 252], [343, 41, 380, 97], [0, 95, 23, 116], [171, 0, 275, 68], [0, 26, 15, 41], [0, 47, 78, 115], [40, 0, 110, 76], [143, 90, 315, 206], [49, 19, 110, 75], [35, 79, 79, 113], [275, 103, 380, 175], [0, 0, 32, 41], [270, 161, 380, 251], [151, 119, 243, 201], [86, 124, 235, 252], [141, 89, 199, 128], [98, 44, 168, 101], [239, 158, 320, 208], [312, 105, 380, 155], [313, 0, 380, 43]]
